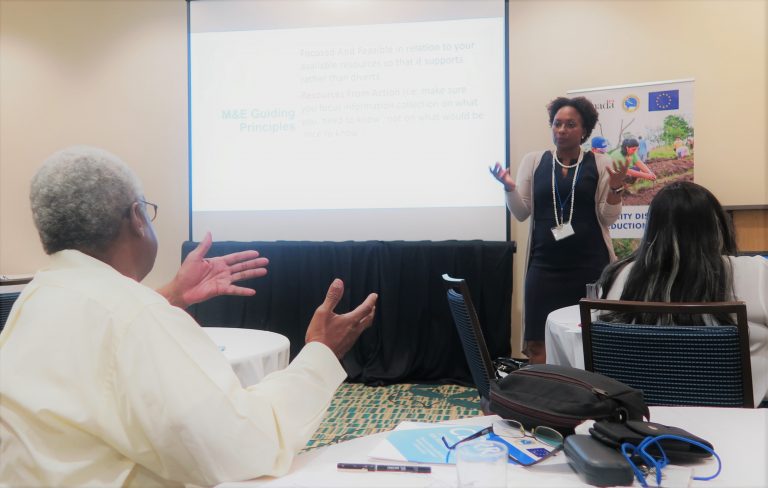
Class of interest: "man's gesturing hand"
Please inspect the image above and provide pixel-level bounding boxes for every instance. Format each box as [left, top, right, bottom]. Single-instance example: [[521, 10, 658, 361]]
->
[[305, 279, 378, 359], [159, 232, 269, 309]]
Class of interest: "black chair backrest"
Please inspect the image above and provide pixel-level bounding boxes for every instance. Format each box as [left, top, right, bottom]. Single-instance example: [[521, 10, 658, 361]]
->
[[579, 298, 754, 408], [0, 291, 21, 332], [442, 274, 496, 401]]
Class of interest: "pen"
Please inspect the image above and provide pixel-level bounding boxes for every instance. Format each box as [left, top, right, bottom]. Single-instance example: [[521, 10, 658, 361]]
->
[[337, 463, 431, 474]]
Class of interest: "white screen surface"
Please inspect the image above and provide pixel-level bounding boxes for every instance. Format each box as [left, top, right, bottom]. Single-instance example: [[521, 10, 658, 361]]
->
[[190, 1, 508, 241]]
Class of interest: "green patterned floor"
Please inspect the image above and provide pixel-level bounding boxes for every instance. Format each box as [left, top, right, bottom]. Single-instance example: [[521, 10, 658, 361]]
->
[[305, 383, 481, 451]]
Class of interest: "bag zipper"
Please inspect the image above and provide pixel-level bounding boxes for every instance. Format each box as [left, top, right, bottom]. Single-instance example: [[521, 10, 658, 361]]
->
[[514, 368, 612, 397], [491, 393, 583, 427]]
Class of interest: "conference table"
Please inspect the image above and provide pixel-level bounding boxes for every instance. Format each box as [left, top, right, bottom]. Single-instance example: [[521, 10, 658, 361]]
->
[[203, 327, 290, 387], [217, 407, 768, 487], [544, 304, 586, 368]]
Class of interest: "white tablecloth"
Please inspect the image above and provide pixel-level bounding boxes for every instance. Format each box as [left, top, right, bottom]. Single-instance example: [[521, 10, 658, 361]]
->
[[544, 305, 584, 368], [216, 407, 768, 487], [203, 327, 290, 387]]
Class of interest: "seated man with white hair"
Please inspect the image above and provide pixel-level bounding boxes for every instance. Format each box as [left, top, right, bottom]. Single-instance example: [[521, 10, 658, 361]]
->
[[0, 146, 378, 487]]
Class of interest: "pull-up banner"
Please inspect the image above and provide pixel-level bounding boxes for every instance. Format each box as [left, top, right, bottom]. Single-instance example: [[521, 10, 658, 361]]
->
[[569, 79, 695, 245]]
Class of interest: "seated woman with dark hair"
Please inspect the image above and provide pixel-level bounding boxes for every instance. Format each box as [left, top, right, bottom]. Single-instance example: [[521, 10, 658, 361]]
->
[[597, 181, 767, 405]]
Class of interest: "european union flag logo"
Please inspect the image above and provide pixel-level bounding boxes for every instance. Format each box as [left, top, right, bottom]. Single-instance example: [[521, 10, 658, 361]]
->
[[648, 90, 679, 111]]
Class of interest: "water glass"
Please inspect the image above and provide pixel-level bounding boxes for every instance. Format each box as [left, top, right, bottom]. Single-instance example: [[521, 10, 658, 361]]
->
[[455, 439, 508, 488], [585, 282, 600, 299]]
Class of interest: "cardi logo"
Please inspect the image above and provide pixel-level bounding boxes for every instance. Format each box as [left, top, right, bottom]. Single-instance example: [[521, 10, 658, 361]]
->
[[592, 98, 615, 111], [622, 95, 639, 113]]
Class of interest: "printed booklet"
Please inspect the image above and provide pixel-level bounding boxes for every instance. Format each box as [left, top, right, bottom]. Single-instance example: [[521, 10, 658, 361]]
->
[[368, 421, 559, 465]]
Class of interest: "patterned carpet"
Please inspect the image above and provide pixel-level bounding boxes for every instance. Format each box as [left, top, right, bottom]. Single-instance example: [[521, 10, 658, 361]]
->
[[305, 383, 481, 451]]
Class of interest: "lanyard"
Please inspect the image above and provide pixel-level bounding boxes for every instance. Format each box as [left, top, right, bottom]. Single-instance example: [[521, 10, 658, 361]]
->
[[551, 151, 582, 227], [554, 166, 582, 222]]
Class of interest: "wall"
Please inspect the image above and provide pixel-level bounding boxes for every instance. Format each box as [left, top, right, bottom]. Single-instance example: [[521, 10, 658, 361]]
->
[[728, 207, 768, 253], [1, 0, 765, 354], [0, 0, 188, 288]]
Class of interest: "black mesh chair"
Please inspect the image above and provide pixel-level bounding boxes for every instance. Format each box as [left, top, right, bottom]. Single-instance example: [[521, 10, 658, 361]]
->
[[579, 298, 754, 408], [443, 274, 496, 413], [0, 291, 21, 332]]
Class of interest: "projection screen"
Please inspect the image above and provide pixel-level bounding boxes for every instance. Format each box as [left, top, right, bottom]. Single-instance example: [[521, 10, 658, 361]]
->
[[189, 0, 509, 241]]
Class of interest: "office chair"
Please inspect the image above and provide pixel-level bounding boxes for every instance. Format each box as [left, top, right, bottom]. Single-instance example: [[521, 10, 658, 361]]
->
[[0, 291, 21, 332], [442, 274, 496, 413], [579, 298, 754, 408]]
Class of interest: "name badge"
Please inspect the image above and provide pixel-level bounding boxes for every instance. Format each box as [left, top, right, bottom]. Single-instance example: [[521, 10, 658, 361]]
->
[[551, 223, 575, 241]]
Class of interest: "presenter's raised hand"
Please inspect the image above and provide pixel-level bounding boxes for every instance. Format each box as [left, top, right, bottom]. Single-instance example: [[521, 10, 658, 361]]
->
[[158, 232, 269, 308], [489, 162, 516, 192], [607, 157, 631, 189], [305, 279, 378, 359]]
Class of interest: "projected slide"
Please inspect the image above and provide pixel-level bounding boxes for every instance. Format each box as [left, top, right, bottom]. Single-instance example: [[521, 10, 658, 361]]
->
[[191, 18, 505, 213]]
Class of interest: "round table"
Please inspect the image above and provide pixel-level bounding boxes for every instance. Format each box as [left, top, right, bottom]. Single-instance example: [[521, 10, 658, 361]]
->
[[203, 327, 290, 387], [544, 305, 585, 368]]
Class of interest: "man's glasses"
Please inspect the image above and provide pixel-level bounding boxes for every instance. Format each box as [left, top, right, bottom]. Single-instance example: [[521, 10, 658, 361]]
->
[[138, 199, 158, 222], [442, 419, 564, 466]]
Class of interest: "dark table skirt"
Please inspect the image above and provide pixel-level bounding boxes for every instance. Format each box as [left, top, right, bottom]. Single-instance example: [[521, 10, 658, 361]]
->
[[182, 240, 515, 385]]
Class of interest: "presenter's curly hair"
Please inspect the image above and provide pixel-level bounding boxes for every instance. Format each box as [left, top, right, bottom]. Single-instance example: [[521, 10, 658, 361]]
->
[[30, 146, 144, 255], [597, 182, 738, 325], [546, 96, 599, 143]]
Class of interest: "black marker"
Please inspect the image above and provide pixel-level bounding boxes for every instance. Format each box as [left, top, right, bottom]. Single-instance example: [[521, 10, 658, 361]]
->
[[337, 463, 431, 474]]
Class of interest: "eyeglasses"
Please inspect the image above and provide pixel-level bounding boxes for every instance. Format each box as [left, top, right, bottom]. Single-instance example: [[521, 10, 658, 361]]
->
[[442, 419, 564, 466], [551, 120, 580, 130], [138, 199, 158, 222]]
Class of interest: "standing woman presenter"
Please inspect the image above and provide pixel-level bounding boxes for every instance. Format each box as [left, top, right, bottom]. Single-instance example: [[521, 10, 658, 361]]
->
[[490, 97, 629, 363]]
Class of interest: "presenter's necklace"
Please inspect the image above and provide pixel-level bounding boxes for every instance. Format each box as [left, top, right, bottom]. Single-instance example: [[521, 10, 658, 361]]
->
[[553, 148, 584, 169], [551, 148, 583, 227]]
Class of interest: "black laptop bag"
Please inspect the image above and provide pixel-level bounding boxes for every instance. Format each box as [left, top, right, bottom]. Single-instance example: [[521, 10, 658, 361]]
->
[[489, 364, 650, 435]]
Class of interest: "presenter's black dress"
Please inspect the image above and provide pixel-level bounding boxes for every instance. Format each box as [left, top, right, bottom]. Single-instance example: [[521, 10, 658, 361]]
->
[[524, 151, 609, 341]]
